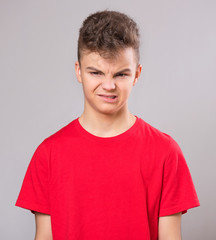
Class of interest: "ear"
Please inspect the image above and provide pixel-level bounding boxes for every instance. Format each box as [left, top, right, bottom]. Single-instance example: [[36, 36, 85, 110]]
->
[[75, 61, 82, 83], [133, 64, 142, 86]]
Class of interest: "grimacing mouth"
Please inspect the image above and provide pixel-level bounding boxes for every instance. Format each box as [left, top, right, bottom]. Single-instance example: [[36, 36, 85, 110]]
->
[[98, 94, 117, 99]]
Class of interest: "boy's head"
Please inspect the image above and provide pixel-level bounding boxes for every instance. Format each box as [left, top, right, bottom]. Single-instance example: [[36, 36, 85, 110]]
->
[[77, 10, 140, 66]]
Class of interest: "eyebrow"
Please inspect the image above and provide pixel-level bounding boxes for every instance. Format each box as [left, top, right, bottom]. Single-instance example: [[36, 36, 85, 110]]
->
[[86, 67, 132, 74], [115, 68, 132, 74], [86, 67, 103, 73]]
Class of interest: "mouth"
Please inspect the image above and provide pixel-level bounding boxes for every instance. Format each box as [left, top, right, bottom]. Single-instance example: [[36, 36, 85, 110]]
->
[[98, 94, 117, 99], [98, 94, 118, 103]]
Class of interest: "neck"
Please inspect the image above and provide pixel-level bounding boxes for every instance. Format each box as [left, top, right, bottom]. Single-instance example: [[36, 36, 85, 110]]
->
[[78, 109, 136, 138]]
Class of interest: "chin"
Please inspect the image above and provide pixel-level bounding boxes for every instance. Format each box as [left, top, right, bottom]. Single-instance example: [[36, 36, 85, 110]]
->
[[95, 107, 118, 115], [99, 107, 126, 116], [99, 110, 117, 116]]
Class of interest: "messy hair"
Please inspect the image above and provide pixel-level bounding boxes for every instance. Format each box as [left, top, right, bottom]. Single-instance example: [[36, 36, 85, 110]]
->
[[77, 10, 140, 64]]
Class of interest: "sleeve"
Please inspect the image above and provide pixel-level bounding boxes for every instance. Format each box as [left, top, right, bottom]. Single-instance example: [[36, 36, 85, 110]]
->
[[159, 137, 200, 217], [15, 139, 51, 214]]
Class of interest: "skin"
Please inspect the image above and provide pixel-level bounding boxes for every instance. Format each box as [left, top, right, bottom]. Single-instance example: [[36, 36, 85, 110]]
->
[[158, 212, 182, 240], [34, 212, 52, 240], [75, 47, 142, 137], [34, 47, 182, 239]]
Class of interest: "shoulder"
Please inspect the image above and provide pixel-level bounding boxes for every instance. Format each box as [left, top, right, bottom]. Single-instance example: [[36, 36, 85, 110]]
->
[[36, 118, 79, 151], [136, 117, 184, 161], [137, 117, 176, 147]]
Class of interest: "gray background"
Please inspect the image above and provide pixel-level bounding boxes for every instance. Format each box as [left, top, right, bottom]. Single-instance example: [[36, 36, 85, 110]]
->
[[1, 0, 215, 239]]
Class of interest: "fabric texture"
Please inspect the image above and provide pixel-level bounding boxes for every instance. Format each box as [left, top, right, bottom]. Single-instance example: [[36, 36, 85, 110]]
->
[[16, 116, 200, 240]]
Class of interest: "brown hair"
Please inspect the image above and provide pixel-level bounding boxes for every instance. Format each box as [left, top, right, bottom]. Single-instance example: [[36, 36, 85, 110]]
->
[[77, 10, 140, 64]]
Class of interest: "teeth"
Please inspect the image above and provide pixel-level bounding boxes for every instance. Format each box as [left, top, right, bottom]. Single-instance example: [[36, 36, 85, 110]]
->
[[99, 95, 116, 99]]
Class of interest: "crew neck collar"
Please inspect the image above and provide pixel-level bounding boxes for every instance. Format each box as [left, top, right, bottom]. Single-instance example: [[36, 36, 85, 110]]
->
[[74, 115, 140, 143]]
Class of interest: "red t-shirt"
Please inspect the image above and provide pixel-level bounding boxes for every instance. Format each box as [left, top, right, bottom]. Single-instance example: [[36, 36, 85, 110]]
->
[[16, 116, 200, 240]]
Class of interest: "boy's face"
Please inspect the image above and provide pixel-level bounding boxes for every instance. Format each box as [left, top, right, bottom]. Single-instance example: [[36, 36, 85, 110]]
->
[[75, 47, 142, 116]]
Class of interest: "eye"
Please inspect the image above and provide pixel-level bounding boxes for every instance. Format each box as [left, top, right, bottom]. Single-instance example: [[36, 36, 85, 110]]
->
[[90, 71, 102, 76], [115, 73, 128, 78]]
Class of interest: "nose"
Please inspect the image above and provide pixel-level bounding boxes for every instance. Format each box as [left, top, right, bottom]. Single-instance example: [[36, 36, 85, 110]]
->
[[101, 77, 116, 90]]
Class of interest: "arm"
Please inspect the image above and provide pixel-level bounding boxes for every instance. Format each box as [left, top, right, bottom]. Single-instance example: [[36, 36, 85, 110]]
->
[[158, 212, 182, 240], [34, 212, 53, 240]]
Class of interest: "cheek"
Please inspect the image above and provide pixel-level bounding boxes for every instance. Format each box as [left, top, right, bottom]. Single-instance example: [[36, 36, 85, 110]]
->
[[118, 81, 134, 94], [82, 79, 100, 95]]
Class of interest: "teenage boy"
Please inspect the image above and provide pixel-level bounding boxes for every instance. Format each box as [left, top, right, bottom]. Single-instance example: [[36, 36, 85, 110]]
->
[[16, 10, 200, 240]]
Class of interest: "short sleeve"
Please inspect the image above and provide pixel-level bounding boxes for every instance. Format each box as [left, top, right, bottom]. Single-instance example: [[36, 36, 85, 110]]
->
[[15, 140, 50, 214], [159, 137, 200, 217]]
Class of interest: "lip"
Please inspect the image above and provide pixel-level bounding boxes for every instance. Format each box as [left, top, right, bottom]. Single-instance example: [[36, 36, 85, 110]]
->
[[98, 94, 118, 103]]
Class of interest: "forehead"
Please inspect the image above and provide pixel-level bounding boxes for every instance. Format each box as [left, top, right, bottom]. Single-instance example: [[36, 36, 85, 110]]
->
[[80, 48, 137, 70]]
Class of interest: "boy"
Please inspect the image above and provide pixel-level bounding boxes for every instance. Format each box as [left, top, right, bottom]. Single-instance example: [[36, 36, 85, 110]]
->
[[16, 10, 200, 240]]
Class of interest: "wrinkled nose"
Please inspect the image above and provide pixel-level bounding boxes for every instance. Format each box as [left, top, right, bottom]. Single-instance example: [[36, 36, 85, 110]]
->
[[101, 77, 116, 90]]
